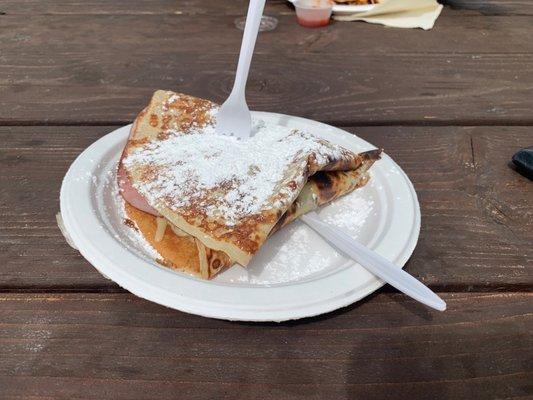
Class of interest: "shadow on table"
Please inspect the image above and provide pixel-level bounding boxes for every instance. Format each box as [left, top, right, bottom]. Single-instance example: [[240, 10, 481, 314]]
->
[[508, 161, 533, 181], [232, 287, 434, 328], [389, 292, 435, 321], [230, 286, 437, 398], [440, 0, 508, 15]]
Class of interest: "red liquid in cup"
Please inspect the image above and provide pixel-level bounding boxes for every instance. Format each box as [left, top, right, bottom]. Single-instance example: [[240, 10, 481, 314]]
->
[[297, 15, 330, 27], [295, 1, 332, 28]]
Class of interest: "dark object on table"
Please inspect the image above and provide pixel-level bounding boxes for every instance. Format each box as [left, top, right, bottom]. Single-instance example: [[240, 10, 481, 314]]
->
[[512, 146, 533, 180]]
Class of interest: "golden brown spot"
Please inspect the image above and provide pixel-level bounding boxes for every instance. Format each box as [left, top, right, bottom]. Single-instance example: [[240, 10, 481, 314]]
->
[[149, 114, 158, 127], [162, 94, 215, 132], [130, 137, 151, 146], [156, 258, 172, 268], [287, 180, 297, 190], [157, 131, 170, 141], [139, 164, 158, 182], [161, 115, 172, 131], [123, 218, 138, 231]]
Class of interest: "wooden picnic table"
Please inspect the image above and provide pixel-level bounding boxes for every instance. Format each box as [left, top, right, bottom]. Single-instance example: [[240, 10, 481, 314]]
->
[[0, 0, 531, 398]]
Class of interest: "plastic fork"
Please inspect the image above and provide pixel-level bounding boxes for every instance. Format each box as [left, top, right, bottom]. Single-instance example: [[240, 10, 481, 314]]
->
[[301, 212, 446, 311], [216, 0, 266, 139], [215, 1, 446, 312]]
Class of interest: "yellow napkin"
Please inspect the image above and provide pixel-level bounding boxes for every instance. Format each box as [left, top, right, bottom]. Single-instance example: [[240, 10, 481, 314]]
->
[[333, 0, 443, 30]]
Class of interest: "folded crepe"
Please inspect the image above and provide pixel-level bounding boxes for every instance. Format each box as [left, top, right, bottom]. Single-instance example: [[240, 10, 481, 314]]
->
[[118, 91, 381, 279]]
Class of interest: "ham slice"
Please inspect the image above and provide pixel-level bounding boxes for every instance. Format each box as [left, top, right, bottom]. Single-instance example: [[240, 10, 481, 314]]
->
[[117, 121, 160, 216], [118, 163, 159, 216]]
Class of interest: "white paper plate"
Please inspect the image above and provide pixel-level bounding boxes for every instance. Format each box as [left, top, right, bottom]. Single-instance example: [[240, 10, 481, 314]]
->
[[60, 112, 420, 321]]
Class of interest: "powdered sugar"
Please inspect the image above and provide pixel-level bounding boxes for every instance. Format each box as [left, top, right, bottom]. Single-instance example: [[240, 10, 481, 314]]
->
[[320, 195, 374, 238], [218, 191, 375, 285], [226, 222, 343, 284], [123, 120, 347, 225]]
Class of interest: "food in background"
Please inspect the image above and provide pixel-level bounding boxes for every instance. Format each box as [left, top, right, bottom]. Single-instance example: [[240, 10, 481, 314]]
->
[[334, 0, 379, 4]]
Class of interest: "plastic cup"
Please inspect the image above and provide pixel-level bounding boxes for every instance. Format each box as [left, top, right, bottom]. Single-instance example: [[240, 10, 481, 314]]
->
[[294, 0, 333, 28]]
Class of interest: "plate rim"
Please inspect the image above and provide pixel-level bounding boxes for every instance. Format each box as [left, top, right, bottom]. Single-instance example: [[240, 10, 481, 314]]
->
[[60, 112, 420, 322]]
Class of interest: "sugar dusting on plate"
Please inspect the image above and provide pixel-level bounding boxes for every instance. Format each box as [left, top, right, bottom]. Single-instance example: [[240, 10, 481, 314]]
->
[[227, 223, 343, 284], [319, 194, 374, 238], [219, 190, 374, 285]]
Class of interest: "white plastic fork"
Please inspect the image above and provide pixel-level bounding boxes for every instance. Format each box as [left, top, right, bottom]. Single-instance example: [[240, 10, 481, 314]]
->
[[216, 0, 266, 139], [215, 1, 446, 312], [301, 212, 446, 311]]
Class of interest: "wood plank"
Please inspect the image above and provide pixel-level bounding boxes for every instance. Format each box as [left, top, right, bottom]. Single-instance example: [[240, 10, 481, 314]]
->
[[441, 0, 533, 15], [0, 11, 532, 125], [1, 0, 531, 16], [3, 10, 531, 56], [347, 126, 533, 291], [0, 126, 531, 290], [0, 127, 116, 290], [0, 0, 289, 16], [0, 292, 530, 399]]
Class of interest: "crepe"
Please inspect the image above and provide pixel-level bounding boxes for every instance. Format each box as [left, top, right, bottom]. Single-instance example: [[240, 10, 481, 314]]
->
[[124, 202, 231, 278], [118, 91, 380, 278], [123, 158, 376, 278]]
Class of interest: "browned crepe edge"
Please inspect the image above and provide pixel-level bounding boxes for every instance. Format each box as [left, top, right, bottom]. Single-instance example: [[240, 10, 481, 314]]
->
[[124, 202, 233, 279], [122, 90, 382, 268]]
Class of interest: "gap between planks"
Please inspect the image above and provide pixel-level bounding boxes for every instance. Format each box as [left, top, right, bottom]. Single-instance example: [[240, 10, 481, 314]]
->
[[2, 120, 533, 127], [0, 282, 531, 294]]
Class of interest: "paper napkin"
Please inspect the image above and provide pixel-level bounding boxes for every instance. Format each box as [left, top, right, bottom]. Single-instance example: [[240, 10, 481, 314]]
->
[[334, 0, 443, 30]]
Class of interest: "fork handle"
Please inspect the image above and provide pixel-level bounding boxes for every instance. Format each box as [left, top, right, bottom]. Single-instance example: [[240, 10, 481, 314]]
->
[[231, 0, 267, 98]]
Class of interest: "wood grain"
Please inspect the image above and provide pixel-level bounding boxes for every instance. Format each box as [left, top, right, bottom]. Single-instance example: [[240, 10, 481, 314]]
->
[[441, 0, 533, 15], [0, 2, 531, 398], [1, 0, 532, 16], [0, 127, 114, 290], [348, 126, 533, 291], [0, 126, 531, 290], [0, 0, 289, 16], [0, 292, 530, 399], [0, 10, 532, 125]]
